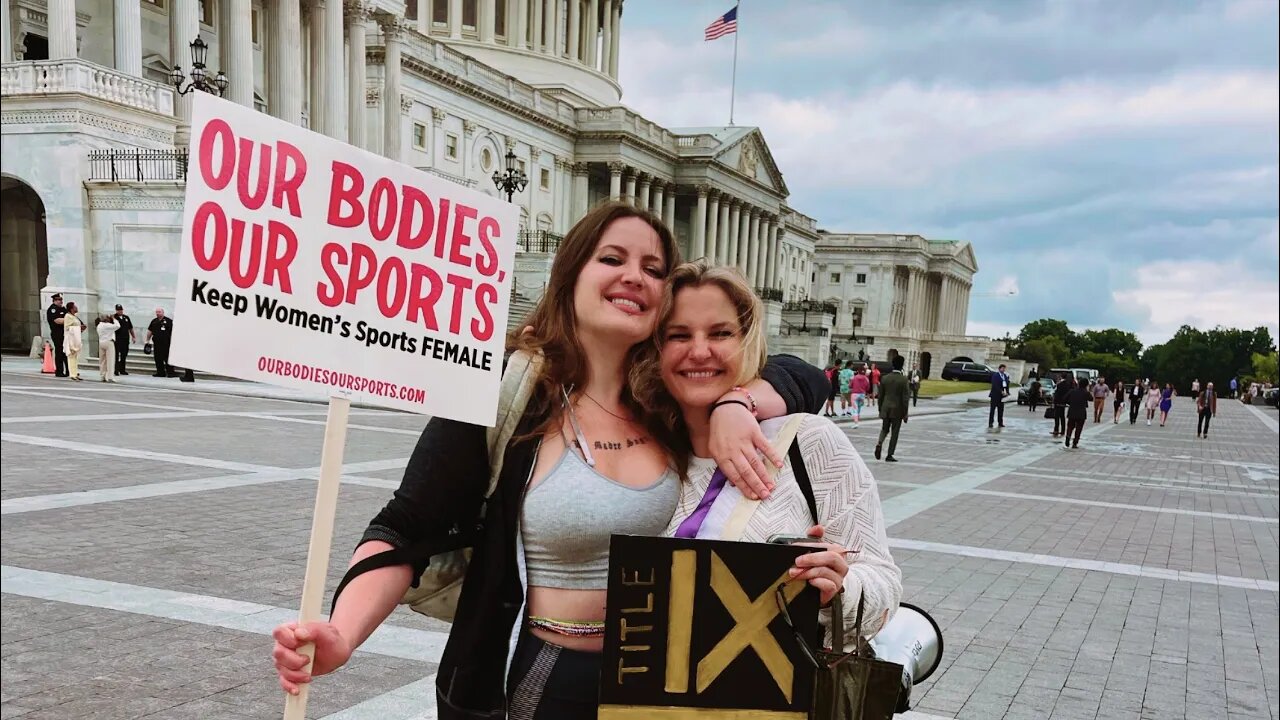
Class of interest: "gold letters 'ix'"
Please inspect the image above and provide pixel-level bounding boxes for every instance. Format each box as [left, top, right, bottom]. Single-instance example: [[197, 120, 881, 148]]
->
[[663, 550, 806, 703]]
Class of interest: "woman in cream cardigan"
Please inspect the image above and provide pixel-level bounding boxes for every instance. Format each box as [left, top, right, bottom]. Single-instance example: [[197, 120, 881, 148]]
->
[[62, 302, 85, 381], [634, 260, 902, 640]]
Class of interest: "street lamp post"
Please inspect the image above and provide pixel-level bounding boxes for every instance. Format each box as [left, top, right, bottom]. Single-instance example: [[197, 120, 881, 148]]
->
[[170, 37, 228, 96], [491, 149, 528, 202]]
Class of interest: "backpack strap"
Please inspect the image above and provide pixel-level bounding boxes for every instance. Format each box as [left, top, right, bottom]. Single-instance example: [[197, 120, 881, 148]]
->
[[787, 439, 818, 524]]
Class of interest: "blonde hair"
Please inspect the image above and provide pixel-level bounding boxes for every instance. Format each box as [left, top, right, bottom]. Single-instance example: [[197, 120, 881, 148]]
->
[[631, 260, 767, 476]]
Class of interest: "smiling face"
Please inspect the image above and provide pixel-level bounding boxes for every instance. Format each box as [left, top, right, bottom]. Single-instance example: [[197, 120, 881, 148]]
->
[[657, 278, 766, 415], [571, 216, 668, 347]]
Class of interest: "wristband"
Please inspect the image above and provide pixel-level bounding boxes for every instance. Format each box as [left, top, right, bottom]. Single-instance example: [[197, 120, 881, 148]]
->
[[729, 386, 758, 416], [710, 399, 751, 417]]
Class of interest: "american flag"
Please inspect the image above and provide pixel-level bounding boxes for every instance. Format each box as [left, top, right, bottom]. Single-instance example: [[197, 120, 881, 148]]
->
[[704, 5, 738, 41]]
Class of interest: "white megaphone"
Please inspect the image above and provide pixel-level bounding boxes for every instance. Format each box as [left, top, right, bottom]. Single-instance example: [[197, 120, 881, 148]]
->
[[869, 602, 943, 712]]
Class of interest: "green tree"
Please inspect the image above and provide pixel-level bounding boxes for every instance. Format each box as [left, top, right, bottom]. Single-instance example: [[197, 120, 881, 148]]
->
[[1072, 351, 1140, 383], [1018, 318, 1072, 344], [1014, 336, 1070, 371], [1079, 328, 1143, 358], [1253, 351, 1279, 384]]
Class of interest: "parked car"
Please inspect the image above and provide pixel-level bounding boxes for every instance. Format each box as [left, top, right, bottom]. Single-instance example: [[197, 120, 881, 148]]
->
[[1264, 388, 1279, 407], [1017, 378, 1055, 405], [941, 361, 997, 383]]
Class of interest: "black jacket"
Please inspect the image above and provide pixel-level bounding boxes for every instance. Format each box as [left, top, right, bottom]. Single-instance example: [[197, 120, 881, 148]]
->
[[1052, 381, 1072, 407], [1066, 387, 1091, 420], [349, 354, 829, 719]]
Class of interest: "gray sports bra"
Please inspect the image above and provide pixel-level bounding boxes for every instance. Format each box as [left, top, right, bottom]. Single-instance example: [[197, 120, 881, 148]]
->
[[522, 448, 680, 590]]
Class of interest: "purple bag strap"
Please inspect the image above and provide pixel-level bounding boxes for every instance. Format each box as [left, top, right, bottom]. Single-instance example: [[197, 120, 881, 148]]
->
[[673, 468, 729, 539]]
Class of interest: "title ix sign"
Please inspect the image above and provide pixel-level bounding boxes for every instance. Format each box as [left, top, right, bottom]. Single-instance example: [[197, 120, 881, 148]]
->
[[600, 535, 820, 719], [171, 93, 517, 422]]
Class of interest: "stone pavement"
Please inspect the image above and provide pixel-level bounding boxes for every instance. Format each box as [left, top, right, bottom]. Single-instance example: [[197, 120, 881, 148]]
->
[[1, 362, 1276, 719]]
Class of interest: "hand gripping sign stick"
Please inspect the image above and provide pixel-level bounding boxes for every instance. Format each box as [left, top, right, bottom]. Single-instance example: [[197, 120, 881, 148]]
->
[[283, 393, 350, 720]]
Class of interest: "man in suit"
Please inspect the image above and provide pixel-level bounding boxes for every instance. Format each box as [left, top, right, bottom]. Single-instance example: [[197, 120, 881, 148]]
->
[[874, 355, 911, 462], [1128, 377, 1144, 424], [988, 363, 1010, 428], [1064, 378, 1091, 449]]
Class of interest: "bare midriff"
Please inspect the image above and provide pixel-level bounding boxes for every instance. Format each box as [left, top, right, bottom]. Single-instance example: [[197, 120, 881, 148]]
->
[[526, 586, 609, 652]]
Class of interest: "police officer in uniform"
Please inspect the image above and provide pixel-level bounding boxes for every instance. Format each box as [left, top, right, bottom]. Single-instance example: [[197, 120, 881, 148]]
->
[[45, 293, 69, 377], [112, 304, 136, 375], [146, 307, 175, 377]]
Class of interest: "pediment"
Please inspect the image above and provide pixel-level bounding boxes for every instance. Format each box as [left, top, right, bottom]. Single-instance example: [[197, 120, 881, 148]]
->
[[714, 129, 788, 196], [956, 242, 978, 272]]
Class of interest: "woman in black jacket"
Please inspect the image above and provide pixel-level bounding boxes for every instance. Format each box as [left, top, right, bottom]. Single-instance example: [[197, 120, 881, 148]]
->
[[270, 202, 828, 720]]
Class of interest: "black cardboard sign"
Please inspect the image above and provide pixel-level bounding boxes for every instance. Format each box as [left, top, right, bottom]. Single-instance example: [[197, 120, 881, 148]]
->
[[599, 534, 820, 719]]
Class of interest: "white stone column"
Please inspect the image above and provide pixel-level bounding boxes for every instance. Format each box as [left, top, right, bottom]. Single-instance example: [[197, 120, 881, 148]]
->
[[704, 191, 720, 264], [1, 0, 11, 62], [607, 0, 619, 77], [168, 0, 199, 124], [765, 218, 777, 287], [268, 0, 304, 123], [417, 0, 429, 34], [607, 161, 623, 200], [222, 0, 254, 106], [745, 209, 760, 285], [567, 0, 580, 59], [663, 191, 676, 231], [516, 0, 528, 48], [726, 201, 741, 269], [308, 0, 325, 133], [572, 162, 590, 220], [548, 0, 560, 54], [431, 107, 446, 161], [960, 284, 970, 335], [586, 0, 598, 66], [736, 206, 752, 273], [449, 0, 462, 38], [692, 185, 708, 259], [480, 0, 495, 41], [623, 170, 636, 205], [716, 199, 730, 265], [49, 0, 78, 59], [529, 0, 541, 50], [346, 3, 369, 147], [114, 0, 143, 75], [599, 0, 611, 73], [323, 0, 345, 140], [651, 182, 665, 223], [381, 17, 404, 161], [635, 175, 650, 210]]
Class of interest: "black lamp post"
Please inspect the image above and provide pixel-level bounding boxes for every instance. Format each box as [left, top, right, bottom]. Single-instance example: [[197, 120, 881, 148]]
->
[[171, 37, 228, 96], [491, 149, 528, 202], [798, 299, 814, 333]]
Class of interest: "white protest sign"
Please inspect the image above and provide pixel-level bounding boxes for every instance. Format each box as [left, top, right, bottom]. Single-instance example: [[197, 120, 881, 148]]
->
[[171, 92, 517, 423]]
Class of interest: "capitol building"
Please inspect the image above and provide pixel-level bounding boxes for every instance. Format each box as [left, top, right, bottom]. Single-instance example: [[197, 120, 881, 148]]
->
[[0, 0, 1003, 376]]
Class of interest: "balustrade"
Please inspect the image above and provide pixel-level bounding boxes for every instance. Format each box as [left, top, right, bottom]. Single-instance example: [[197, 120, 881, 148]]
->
[[1, 58, 175, 115]]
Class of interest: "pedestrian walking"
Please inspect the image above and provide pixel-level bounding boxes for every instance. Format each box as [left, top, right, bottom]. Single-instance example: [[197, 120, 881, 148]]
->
[[1191, 378, 1201, 396], [112, 304, 135, 375], [875, 355, 910, 462], [45, 293, 69, 377], [909, 363, 922, 407], [838, 361, 854, 416], [1128, 378, 1144, 424], [1159, 383, 1176, 426], [1145, 382, 1162, 425], [1230, 376, 1238, 399], [1028, 377, 1042, 413], [1064, 378, 1091, 449], [988, 363, 1010, 428], [1091, 378, 1110, 422], [1112, 380, 1125, 423], [1196, 382, 1217, 438], [62, 302, 84, 381], [268, 203, 829, 718], [869, 363, 882, 407], [95, 314, 120, 382], [146, 308, 175, 377], [850, 366, 871, 425], [1051, 374, 1072, 437]]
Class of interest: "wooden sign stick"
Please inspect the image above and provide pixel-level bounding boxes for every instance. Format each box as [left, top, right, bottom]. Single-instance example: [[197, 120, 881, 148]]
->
[[283, 394, 352, 720]]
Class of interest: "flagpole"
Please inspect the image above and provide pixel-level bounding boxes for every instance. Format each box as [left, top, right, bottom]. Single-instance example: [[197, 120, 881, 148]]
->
[[729, 1, 740, 125]]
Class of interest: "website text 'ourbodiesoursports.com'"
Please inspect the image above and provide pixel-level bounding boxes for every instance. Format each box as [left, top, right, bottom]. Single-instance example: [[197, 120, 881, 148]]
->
[[257, 356, 427, 405]]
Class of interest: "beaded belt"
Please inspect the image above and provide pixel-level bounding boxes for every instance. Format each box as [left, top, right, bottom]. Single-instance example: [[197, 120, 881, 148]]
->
[[528, 615, 606, 638]]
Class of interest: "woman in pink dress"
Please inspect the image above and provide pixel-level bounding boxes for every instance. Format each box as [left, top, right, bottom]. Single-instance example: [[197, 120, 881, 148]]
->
[[1144, 382, 1162, 426]]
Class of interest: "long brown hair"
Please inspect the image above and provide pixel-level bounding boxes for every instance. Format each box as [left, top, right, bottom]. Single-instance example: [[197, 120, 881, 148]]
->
[[630, 260, 767, 478], [509, 200, 680, 437]]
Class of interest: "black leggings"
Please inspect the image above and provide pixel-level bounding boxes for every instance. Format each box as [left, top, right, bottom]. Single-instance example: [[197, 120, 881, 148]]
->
[[506, 627, 601, 720]]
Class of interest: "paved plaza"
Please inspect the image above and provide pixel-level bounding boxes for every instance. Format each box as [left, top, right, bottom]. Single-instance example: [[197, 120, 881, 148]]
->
[[1, 357, 1277, 720]]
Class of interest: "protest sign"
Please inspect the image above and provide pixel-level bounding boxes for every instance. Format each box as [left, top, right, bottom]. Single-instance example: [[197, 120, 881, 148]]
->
[[600, 535, 821, 719], [172, 92, 518, 424], [169, 93, 518, 720]]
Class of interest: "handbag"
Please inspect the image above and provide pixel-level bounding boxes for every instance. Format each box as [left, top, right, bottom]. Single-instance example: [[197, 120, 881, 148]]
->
[[781, 588, 904, 720], [1043, 405, 1053, 419], [143, 342, 153, 355]]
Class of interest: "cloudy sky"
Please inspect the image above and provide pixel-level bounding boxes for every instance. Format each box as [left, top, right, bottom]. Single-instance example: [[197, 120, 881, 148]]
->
[[616, 0, 1279, 347]]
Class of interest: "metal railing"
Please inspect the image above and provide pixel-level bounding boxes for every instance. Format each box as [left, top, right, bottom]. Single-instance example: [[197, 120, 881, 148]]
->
[[88, 148, 189, 182], [779, 320, 828, 337], [755, 287, 783, 302], [783, 300, 837, 315], [518, 230, 564, 253]]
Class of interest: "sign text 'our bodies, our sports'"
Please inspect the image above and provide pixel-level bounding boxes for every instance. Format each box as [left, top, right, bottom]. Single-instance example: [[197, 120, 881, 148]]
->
[[170, 93, 517, 421]]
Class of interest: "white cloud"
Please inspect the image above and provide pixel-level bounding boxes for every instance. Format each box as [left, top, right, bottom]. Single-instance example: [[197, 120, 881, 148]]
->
[[991, 275, 1021, 297], [1112, 260, 1280, 345]]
